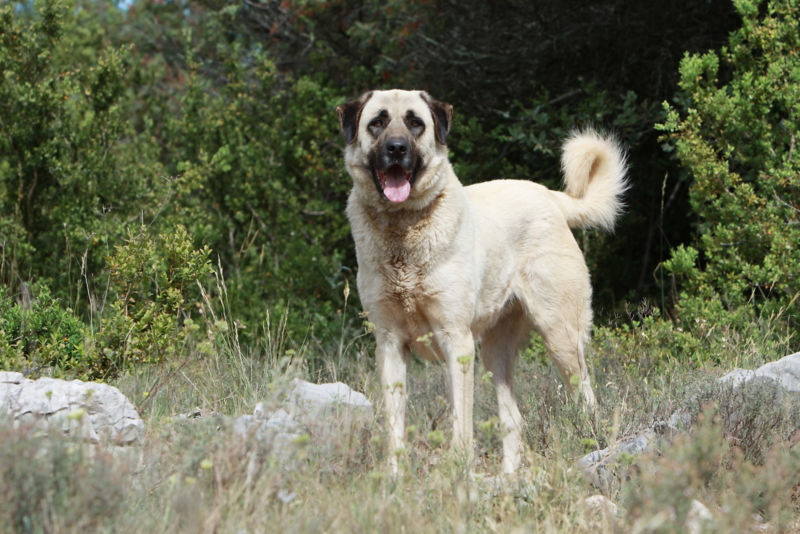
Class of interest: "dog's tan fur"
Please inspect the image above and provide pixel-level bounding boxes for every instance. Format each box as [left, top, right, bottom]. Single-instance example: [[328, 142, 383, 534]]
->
[[337, 89, 628, 473]]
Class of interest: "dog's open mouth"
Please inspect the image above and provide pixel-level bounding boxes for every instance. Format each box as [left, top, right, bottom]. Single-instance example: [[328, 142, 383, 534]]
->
[[375, 165, 412, 203]]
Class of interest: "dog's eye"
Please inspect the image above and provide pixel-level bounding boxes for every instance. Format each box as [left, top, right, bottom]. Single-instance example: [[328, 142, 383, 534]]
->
[[369, 118, 384, 129], [408, 118, 423, 129]]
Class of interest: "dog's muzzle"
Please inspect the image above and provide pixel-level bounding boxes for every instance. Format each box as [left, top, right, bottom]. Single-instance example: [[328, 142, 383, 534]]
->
[[371, 137, 419, 203]]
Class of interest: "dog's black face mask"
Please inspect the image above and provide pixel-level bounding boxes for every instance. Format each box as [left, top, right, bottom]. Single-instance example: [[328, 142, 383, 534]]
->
[[369, 146, 422, 203], [365, 110, 425, 203]]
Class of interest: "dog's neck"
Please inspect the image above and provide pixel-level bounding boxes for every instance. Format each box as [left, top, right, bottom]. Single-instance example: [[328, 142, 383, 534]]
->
[[348, 169, 466, 264], [360, 187, 447, 234]]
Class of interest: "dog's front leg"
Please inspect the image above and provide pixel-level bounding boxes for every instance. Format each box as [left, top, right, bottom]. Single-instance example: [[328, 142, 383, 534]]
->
[[376, 330, 407, 474], [440, 330, 475, 459]]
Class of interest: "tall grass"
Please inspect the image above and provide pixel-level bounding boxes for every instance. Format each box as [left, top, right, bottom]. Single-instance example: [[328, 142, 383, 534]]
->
[[1, 281, 798, 532]]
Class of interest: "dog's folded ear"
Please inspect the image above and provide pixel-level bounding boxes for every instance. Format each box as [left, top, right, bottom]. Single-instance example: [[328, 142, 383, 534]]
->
[[337, 91, 372, 144], [421, 92, 453, 145]]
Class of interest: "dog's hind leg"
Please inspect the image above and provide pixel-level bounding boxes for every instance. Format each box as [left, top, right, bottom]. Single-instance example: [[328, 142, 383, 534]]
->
[[481, 305, 529, 473], [520, 262, 598, 411], [533, 303, 597, 412], [545, 329, 597, 411]]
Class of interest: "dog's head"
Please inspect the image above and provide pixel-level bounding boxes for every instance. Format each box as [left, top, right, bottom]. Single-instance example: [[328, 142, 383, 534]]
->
[[337, 90, 453, 208]]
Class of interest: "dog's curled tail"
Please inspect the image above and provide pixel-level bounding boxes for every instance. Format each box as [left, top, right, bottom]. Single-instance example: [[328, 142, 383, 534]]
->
[[554, 129, 629, 231]]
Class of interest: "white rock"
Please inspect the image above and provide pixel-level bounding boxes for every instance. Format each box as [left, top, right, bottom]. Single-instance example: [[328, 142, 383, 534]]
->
[[232, 404, 303, 463], [232, 413, 258, 437], [718, 368, 756, 388], [720, 352, 800, 395], [685, 499, 714, 534], [276, 489, 297, 504], [233, 379, 373, 467], [667, 409, 692, 432], [578, 429, 656, 489], [233, 407, 301, 438], [582, 494, 618, 517], [265, 408, 295, 429], [632, 509, 676, 534], [288, 378, 372, 418], [0, 371, 25, 410], [0, 371, 25, 384], [0, 372, 143, 444]]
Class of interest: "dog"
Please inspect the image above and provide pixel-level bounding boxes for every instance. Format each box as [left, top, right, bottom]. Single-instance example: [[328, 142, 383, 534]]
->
[[337, 89, 627, 473]]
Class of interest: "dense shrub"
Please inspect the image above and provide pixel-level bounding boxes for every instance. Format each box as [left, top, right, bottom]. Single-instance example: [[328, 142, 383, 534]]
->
[[1, 0, 359, 374], [159, 34, 353, 342], [0, 0, 168, 311], [658, 0, 800, 334]]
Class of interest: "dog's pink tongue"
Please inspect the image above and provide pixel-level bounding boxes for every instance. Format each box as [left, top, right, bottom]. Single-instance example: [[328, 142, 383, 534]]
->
[[384, 167, 411, 203]]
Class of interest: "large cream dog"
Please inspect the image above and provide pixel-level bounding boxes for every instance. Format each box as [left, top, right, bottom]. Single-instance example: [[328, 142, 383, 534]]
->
[[337, 89, 627, 473]]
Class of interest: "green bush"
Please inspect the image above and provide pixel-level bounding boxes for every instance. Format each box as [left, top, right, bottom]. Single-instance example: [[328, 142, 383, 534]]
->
[[1, 0, 794, 378], [0, 0, 168, 313], [149, 15, 356, 347], [0, 284, 88, 376], [0, 1, 360, 375], [95, 224, 211, 378], [658, 0, 800, 333]]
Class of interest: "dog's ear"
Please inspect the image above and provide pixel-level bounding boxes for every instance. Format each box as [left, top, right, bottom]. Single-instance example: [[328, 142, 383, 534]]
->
[[422, 92, 453, 145], [336, 91, 372, 144]]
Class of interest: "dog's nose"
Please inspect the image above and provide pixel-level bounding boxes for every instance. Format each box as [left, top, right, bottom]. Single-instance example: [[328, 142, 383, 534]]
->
[[385, 137, 409, 157]]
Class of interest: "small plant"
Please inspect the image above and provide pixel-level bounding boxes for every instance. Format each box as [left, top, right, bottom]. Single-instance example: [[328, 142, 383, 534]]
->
[[694, 378, 800, 464], [622, 405, 800, 532], [0, 428, 129, 532]]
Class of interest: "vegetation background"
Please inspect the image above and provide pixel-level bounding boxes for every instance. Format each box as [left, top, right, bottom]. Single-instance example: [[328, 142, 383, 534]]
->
[[0, 0, 798, 531]]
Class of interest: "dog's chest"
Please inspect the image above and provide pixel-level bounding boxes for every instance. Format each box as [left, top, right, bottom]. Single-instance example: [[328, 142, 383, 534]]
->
[[375, 222, 440, 315], [350, 193, 460, 323], [381, 255, 429, 315], [367, 216, 446, 316]]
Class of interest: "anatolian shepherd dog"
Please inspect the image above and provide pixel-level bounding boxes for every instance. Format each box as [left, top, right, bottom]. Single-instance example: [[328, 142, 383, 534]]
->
[[337, 89, 628, 474]]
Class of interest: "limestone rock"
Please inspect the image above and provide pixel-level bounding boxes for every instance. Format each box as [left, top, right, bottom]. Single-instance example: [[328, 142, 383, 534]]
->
[[0, 371, 143, 444], [581, 494, 618, 520], [578, 429, 657, 490], [233, 405, 303, 459], [288, 378, 372, 419], [719, 351, 800, 395], [685, 499, 714, 534], [232, 379, 373, 464]]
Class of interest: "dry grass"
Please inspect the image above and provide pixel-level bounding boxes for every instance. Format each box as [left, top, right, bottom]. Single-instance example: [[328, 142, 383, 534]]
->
[[1, 315, 798, 533]]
